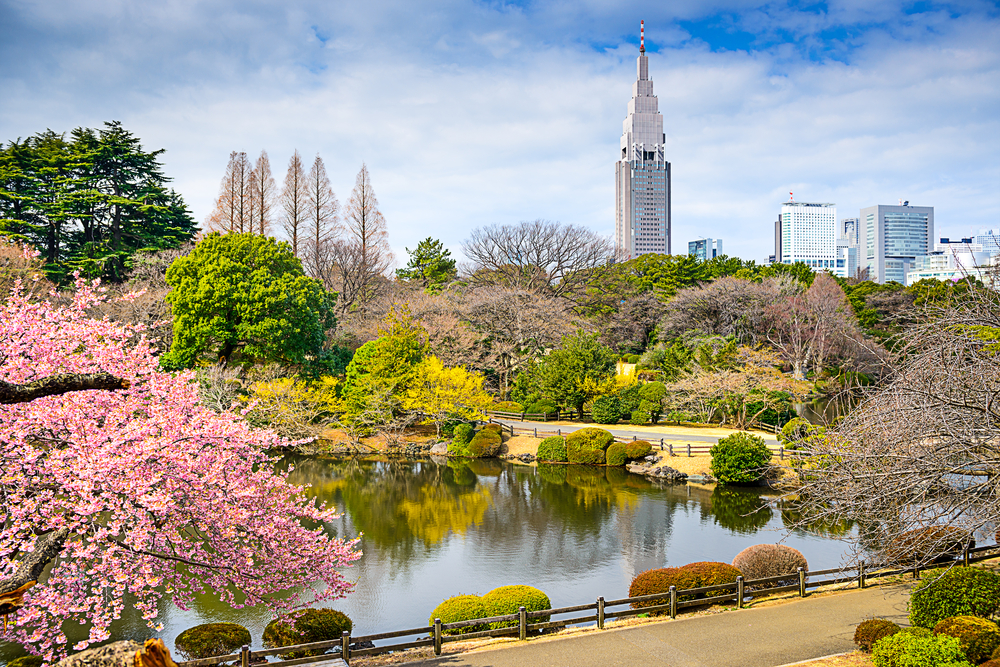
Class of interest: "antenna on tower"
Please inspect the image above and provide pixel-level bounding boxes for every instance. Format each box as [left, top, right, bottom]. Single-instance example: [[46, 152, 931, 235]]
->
[[640, 20, 645, 54], [790, 191, 794, 202]]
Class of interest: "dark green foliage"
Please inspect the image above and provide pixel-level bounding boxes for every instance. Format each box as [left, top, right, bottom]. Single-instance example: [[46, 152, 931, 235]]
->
[[429, 595, 489, 635], [625, 440, 652, 459], [162, 233, 335, 368], [629, 408, 650, 425], [453, 423, 474, 446], [871, 631, 971, 667], [709, 431, 772, 484], [909, 568, 1000, 628], [492, 401, 523, 413], [395, 237, 457, 291], [8, 657, 44, 667], [605, 442, 627, 466], [591, 394, 621, 424], [566, 427, 614, 465], [639, 382, 667, 421], [468, 429, 502, 458], [626, 354, 640, 364], [537, 332, 617, 418], [854, 619, 901, 652], [933, 615, 1000, 663], [481, 585, 551, 629], [615, 382, 643, 415], [525, 398, 558, 416], [536, 436, 568, 462], [175, 623, 252, 660], [263, 609, 353, 658]]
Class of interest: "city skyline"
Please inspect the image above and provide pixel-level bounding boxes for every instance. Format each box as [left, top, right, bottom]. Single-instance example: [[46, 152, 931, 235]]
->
[[1, 1, 997, 266]]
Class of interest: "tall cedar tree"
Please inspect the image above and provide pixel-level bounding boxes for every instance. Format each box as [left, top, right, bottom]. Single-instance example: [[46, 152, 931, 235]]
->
[[0, 122, 195, 282], [281, 150, 308, 257], [206, 151, 253, 234], [250, 150, 276, 236], [339, 163, 391, 314], [303, 155, 339, 277]]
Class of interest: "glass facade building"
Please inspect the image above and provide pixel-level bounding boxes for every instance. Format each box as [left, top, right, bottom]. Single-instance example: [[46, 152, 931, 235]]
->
[[861, 204, 934, 284], [688, 238, 722, 261], [778, 202, 837, 269]]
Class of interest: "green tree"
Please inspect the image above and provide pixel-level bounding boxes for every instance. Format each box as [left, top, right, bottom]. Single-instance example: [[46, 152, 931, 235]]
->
[[162, 233, 335, 368], [538, 331, 617, 418], [395, 237, 457, 290]]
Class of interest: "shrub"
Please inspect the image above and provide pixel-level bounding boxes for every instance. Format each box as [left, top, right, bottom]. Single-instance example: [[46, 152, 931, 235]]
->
[[981, 661, 1000, 667], [709, 432, 772, 484], [447, 438, 471, 457], [629, 562, 743, 612], [566, 428, 614, 465], [872, 632, 972, 667], [493, 401, 523, 413], [8, 657, 44, 667], [536, 436, 568, 462], [884, 526, 975, 565], [639, 382, 666, 422], [732, 544, 808, 589], [481, 585, 551, 629], [624, 440, 651, 459], [902, 627, 933, 638], [175, 622, 252, 660], [909, 567, 1000, 628], [525, 399, 558, 416], [683, 561, 743, 588], [453, 423, 474, 446], [628, 567, 683, 614], [629, 408, 650, 425], [468, 430, 502, 458], [778, 417, 814, 447], [626, 354, 640, 364], [854, 619, 901, 652], [933, 615, 1000, 663], [666, 411, 687, 425], [605, 442, 627, 466], [429, 594, 489, 635], [263, 609, 353, 658], [483, 423, 503, 435], [591, 395, 621, 424]]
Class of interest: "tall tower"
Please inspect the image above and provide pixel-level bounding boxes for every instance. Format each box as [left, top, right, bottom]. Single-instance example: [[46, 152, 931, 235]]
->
[[615, 20, 671, 259]]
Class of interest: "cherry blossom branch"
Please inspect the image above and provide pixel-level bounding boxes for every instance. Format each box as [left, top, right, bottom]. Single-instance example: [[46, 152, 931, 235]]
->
[[0, 373, 130, 405], [107, 540, 259, 579]]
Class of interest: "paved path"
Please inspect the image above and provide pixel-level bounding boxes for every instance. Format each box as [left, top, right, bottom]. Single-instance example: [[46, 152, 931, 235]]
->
[[406, 585, 911, 667], [492, 419, 779, 447]]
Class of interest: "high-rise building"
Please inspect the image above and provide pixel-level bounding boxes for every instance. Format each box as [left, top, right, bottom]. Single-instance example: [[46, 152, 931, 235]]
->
[[861, 204, 934, 284], [615, 21, 670, 259], [906, 238, 990, 286], [973, 230, 1000, 256], [777, 201, 837, 270], [688, 238, 722, 261], [834, 217, 860, 278]]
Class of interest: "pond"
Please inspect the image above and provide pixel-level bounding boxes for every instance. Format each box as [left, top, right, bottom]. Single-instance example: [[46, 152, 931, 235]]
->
[[0, 456, 852, 664]]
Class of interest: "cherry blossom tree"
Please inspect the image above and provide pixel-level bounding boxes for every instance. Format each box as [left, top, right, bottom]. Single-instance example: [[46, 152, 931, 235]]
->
[[0, 276, 360, 661]]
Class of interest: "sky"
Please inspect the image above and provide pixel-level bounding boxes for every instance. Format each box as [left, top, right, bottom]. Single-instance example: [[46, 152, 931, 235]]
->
[[1, 0, 998, 265]]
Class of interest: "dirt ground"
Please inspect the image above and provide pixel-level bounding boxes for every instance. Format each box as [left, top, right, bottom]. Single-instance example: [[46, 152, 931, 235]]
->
[[540, 419, 781, 442], [786, 652, 871, 666]]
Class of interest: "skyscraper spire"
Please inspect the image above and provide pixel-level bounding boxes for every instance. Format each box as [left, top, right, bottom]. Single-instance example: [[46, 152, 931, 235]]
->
[[640, 20, 645, 54]]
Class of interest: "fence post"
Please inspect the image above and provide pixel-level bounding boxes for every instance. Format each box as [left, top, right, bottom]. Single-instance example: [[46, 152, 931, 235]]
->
[[964, 546, 971, 567], [798, 567, 806, 597], [859, 561, 866, 589], [534, 427, 537, 438], [519, 606, 527, 640], [913, 564, 919, 580], [341, 630, 351, 663], [434, 618, 442, 655], [240, 645, 249, 667], [669, 443, 673, 456], [780, 446, 784, 460], [558, 428, 561, 436], [669, 586, 677, 619], [736, 576, 744, 609], [633, 435, 636, 441], [687, 444, 691, 457], [660, 438, 664, 450], [597, 597, 605, 629]]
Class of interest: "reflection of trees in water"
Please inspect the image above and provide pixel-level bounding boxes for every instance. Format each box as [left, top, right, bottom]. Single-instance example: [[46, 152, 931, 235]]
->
[[778, 496, 856, 538], [703, 486, 774, 534]]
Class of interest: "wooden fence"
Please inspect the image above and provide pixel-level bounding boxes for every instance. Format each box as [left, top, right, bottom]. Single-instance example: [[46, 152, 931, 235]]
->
[[485, 410, 782, 436], [174, 544, 1000, 667]]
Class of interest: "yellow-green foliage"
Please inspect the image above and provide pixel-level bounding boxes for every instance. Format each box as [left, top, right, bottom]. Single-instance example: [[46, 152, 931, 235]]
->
[[605, 442, 627, 466], [933, 615, 1000, 664], [536, 436, 567, 462], [481, 585, 552, 629], [175, 623, 252, 660], [566, 427, 614, 465], [429, 595, 490, 635], [263, 609, 353, 658], [854, 619, 901, 652], [8, 657, 44, 667], [625, 440, 652, 459], [242, 376, 339, 438], [468, 429, 502, 457], [403, 356, 492, 432], [493, 401, 523, 412]]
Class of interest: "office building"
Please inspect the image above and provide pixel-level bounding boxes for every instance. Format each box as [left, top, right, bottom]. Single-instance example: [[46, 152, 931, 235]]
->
[[861, 204, 934, 284], [689, 238, 722, 261], [973, 230, 1000, 257], [834, 217, 861, 278], [777, 201, 837, 270], [906, 238, 990, 286], [615, 21, 671, 258]]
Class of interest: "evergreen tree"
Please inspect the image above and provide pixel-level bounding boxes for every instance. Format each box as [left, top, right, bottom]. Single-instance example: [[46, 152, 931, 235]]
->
[[396, 237, 457, 290]]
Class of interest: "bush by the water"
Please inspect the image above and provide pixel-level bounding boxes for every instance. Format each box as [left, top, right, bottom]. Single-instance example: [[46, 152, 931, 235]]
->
[[629, 562, 743, 612], [872, 631, 972, 667], [468, 429, 502, 458], [709, 432, 771, 484], [909, 567, 1000, 628], [605, 442, 627, 466], [8, 657, 44, 667], [482, 585, 551, 629], [731, 544, 808, 588], [428, 594, 489, 635], [591, 395, 621, 424], [884, 526, 975, 565], [536, 436, 568, 462], [933, 615, 1000, 663], [566, 427, 614, 465], [263, 609, 353, 658], [626, 440, 652, 459], [854, 619, 901, 652], [175, 622, 252, 660], [628, 567, 681, 613], [483, 423, 503, 435]]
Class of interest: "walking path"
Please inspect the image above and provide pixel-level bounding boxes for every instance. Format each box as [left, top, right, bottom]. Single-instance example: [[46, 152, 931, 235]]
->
[[405, 584, 910, 667], [492, 419, 780, 447]]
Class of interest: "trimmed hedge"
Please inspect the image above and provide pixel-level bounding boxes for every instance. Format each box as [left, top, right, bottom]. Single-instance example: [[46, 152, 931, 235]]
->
[[605, 442, 627, 466], [536, 436, 568, 463], [468, 429, 502, 458], [591, 395, 621, 424], [482, 585, 551, 629], [629, 567, 682, 614], [493, 401, 523, 413], [483, 423, 503, 435], [933, 615, 1000, 664], [175, 622, 252, 660], [625, 441, 652, 459], [909, 567, 1000, 628], [429, 594, 489, 635], [629, 562, 743, 612], [872, 632, 972, 667], [263, 609, 353, 658], [566, 427, 614, 465], [731, 544, 808, 589], [854, 619, 901, 652], [709, 432, 771, 484]]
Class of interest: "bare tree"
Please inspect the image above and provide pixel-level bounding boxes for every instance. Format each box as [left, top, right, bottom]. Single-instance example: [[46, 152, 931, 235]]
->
[[303, 155, 339, 276], [461, 219, 613, 300], [205, 151, 252, 233], [249, 150, 277, 236], [280, 150, 308, 257]]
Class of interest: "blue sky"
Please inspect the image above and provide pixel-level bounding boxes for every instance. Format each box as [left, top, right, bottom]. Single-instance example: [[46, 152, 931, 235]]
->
[[1, 0, 997, 264]]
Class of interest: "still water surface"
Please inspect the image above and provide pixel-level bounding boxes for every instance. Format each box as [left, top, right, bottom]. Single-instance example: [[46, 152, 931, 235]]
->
[[1, 456, 850, 663]]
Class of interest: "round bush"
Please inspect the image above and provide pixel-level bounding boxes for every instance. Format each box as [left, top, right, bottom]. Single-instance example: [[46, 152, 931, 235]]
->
[[483, 423, 503, 435], [453, 423, 474, 446], [482, 585, 551, 629], [525, 399, 558, 416], [778, 417, 813, 447], [175, 622, 252, 660], [8, 657, 44, 667], [683, 561, 743, 588], [909, 567, 1000, 628], [629, 408, 650, 425], [884, 526, 975, 565], [537, 462, 567, 484], [605, 442, 627, 466], [872, 632, 971, 667], [625, 441, 652, 459], [709, 432, 772, 484], [626, 354, 640, 364], [981, 660, 1000, 667], [901, 627, 933, 638], [628, 567, 683, 614], [591, 395, 621, 424], [566, 428, 614, 465], [263, 609, 353, 658], [933, 615, 1000, 663], [854, 619, 901, 652], [468, 430, 502, 458], [629, 562, 743, 612], [536, 436, 568, 462], [732, 544, 808, 589], [493, 401, 523, 413], [429, 594, 489, 635]]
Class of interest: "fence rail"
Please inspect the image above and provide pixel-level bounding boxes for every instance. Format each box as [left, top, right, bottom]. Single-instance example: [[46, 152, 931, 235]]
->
[[175, 543, 1000, 667], [485, 411, 782, 436]]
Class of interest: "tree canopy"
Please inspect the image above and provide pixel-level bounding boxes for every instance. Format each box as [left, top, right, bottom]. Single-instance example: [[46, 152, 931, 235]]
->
[[396, 237, 457, 291]]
